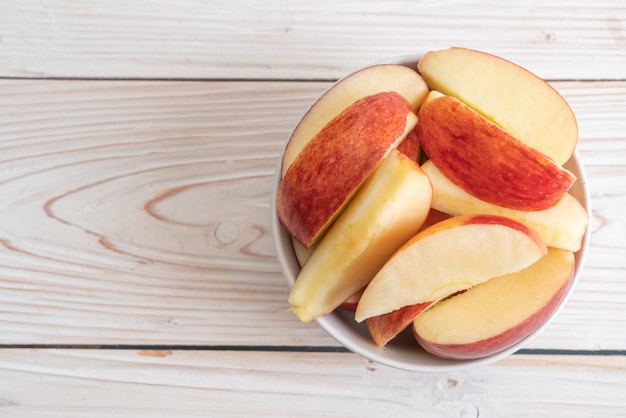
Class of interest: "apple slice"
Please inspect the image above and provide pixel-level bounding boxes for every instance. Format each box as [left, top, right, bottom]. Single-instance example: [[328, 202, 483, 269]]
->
[[287, 149, 432, 322], [421, 160, 589, 251], [292, 238, 314, 267], [277, 91, 417, 248], [413, 247, 575, 360], [354, 214, 547, 322], [417, 47, 578, 165], [365, 302, 433, 347], [339, 288, 365, 312], [416, 91, 576, 211], [396, 126, 420, 162], [419, 208, 453, 232], [281, 64, 429, 176]]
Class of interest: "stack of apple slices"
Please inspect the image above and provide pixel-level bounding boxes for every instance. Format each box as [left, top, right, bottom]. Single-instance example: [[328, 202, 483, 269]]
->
[[276, 47, 589, 360]]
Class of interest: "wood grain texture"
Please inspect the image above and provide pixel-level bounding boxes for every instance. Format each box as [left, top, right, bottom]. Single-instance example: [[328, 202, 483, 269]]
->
[[0, 1, 625, 80], [0, 349, 624, 417], [0, 78, 624, 350], [0, 79, 333, 345], [0, 1, 624, 415]]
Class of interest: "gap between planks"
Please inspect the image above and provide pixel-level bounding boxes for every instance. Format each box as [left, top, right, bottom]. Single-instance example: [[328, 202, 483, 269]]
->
[[0, 344, 625, 356], [2, 76, 626, 83]]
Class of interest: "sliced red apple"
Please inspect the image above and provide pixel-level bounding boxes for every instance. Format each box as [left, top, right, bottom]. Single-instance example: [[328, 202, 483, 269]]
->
[[277, 91, 417, 248], [281, 64, 429, 176], [421, 160, 589, 251], [413, 247, 575, 360], [339, 288, 364, 312], [396, 126, 420, 162], [287, 149, 432, 322], [365, 302, 433, 347], [417, 47, 578, 165], [290, 127, 425, 269], [419, 208, 453, 232], [416, 91, 576, 211], [354, 214, 547, 322], [291, 238, 314, 267]]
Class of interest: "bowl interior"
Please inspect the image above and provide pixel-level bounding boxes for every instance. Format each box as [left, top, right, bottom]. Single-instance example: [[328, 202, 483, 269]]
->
[[270, 54, 591, 372]]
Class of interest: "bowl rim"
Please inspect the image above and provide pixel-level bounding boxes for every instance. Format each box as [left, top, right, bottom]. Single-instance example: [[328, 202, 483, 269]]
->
[[270, 53, 591, 372]]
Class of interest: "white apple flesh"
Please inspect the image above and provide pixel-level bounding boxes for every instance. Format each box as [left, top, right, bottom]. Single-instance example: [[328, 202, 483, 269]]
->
[[355, 214, 547, 322], [413, 247, 575, 360], [421, 160, 589, 252]]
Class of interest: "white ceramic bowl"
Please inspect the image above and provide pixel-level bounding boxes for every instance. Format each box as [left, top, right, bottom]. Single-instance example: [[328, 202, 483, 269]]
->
[[270, 54, 591, 372]]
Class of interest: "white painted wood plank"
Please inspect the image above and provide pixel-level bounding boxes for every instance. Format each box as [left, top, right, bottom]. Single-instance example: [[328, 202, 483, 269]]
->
[[0, 349, 624, 417], [0, 1, 625, 80], [0, 79, 624, 351], [546, 81, 626, 350], [0, 79, 335, 346]]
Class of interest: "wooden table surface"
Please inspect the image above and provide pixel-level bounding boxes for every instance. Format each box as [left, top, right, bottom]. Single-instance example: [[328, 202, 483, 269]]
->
[[1, 1, 625, 416]]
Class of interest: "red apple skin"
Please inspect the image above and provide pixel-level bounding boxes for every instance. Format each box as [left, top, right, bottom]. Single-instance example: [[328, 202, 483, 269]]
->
[[281, 64, 429, 177], [414, 268, 574, 360], [416, 94, 576, 211], [418, 209, 453, 231], [396, 127, 420, 162], [417, 47, 578, 166], [366, 302, 433, 347], [339, 289, 364, 312], [277, 91, 416, 248], [339, 301, 358, 312]]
